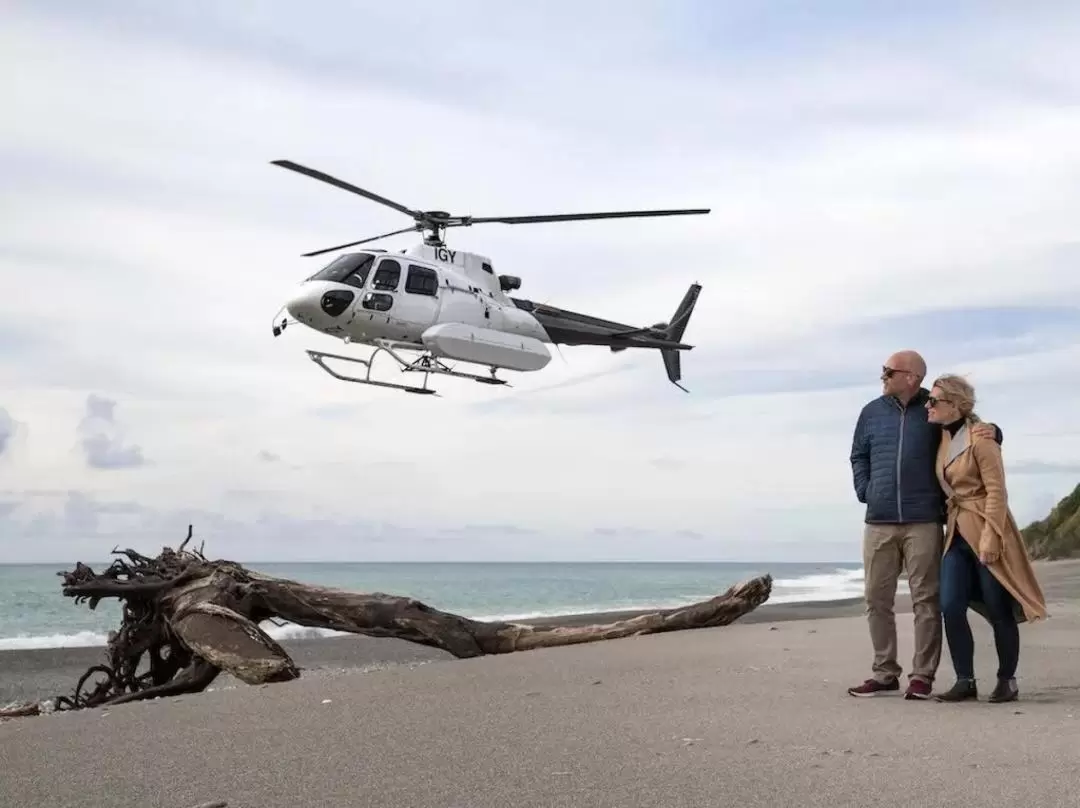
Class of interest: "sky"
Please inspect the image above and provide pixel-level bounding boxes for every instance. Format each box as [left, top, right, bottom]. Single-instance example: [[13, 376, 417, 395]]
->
[[2, 1, 1079, 563]]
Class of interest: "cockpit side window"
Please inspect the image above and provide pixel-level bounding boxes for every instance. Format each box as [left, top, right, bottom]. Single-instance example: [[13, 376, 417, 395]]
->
[[305, 252, 379, 286], [341, 254, 375, 290], [371, 258, 401, 291], [306, 255, 358, 283]]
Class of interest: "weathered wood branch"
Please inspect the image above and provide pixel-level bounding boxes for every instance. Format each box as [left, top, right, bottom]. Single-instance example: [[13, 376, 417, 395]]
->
[[245, 572, 773, 656], [0, 526, 772, 720]]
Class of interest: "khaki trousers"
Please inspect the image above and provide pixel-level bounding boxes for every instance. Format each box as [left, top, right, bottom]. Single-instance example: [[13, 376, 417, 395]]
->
[[863, 522, 944, 684]]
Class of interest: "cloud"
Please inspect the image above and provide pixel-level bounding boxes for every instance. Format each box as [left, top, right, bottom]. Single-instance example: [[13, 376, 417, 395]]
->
[[475, 302, 1080, 415], [1009, 461, 1080, 476], [76, 395, 147, 470], [0, 407, 29, 464], [0, 489, 859, 564], [2, 3, 1080, 561], [0, 408, 13, 458]]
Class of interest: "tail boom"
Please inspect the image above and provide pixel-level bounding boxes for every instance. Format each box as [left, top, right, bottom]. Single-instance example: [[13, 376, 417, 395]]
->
[[510, 281, 701, 390]]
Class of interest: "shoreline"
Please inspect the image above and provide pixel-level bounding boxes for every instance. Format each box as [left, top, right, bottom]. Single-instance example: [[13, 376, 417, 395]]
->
[[4, 559, 1078, 709]]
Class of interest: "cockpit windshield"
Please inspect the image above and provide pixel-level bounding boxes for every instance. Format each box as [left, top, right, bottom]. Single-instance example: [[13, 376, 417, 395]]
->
[[306, 253, 376, 290]]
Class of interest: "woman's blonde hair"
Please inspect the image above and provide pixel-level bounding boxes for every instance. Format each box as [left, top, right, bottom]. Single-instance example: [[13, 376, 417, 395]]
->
[[931, 373, 980, 423]]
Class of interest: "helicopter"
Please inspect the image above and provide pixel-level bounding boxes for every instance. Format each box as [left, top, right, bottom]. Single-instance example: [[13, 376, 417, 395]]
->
[[269, 159, 708, 395]]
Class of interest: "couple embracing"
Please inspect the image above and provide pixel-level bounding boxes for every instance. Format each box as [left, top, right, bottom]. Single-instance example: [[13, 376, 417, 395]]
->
[[847, 350, 1047, 703]]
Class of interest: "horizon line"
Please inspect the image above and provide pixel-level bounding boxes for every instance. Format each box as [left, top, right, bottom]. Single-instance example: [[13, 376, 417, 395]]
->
[[0, 558, 863, 566]]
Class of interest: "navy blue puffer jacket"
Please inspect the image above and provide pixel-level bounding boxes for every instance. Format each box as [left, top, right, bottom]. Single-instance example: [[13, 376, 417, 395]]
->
[[850, 389, 1003, 524], [850, 389, 947, 524]]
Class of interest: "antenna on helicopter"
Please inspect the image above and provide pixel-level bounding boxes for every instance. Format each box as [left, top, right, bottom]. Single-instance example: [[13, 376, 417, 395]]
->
[[270, 159, 711, 257]]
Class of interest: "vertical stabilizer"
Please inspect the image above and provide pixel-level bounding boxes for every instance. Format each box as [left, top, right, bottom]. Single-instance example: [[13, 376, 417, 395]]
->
[[660, 283, 700, 392]]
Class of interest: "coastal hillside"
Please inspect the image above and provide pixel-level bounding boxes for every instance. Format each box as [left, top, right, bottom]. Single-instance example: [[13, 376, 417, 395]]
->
[[1021, 482, 1080, 559]]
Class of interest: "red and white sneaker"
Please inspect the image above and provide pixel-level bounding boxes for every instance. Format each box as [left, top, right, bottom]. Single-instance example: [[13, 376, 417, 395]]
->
[[847, 678, 900, 697], [904, 679, 932, 700]]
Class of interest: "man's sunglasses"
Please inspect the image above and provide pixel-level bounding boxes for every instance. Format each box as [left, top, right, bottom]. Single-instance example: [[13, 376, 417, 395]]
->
[[881, 366, 911, 378]]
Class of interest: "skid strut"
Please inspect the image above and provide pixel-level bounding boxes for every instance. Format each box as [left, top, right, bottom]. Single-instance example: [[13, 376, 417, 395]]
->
[[305, 340, 509, 395]]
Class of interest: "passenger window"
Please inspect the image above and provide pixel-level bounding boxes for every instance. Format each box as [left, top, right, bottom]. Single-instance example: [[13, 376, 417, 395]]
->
[[405, 265, 439, 297], [362, 292, 393, 312], [371, 259, 401, 291]]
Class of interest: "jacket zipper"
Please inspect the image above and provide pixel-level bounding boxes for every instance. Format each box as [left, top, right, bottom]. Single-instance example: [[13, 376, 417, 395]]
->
[[896, 405, 907, 522]]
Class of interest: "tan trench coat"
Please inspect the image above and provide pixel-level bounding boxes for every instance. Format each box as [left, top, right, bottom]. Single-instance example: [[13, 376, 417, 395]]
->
[[936, 421, 1048, 623]]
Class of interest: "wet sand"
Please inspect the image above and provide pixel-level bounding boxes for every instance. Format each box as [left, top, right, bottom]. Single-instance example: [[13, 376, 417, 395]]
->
[[2, 560, 1079, 807]]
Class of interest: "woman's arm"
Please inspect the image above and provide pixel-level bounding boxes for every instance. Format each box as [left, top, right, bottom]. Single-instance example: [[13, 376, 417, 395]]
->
[[972, 437, 1008, 564]]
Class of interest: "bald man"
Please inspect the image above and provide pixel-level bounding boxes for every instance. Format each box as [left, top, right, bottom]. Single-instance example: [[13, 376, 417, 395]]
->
[[847, 350, 1000, 700]]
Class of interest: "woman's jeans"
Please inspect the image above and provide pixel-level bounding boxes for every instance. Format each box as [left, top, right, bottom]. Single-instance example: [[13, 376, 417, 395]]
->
[[940, 535, 1020, 681]]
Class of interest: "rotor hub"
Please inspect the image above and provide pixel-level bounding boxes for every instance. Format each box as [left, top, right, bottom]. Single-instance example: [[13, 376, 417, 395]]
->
[[419, 212, 453, 246]]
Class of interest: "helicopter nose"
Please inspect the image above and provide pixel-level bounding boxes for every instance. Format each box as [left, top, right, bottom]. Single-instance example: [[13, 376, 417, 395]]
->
[[285, 283, 355, 325]]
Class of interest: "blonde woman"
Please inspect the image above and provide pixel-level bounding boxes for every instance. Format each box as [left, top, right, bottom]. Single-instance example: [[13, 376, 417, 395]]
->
[[925, 374, 1047, 703]]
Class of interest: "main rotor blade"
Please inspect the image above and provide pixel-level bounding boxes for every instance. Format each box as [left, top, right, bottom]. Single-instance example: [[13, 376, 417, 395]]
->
[[301, 225, 421, 257], [461, 208, 711, 225], [271, 160, 420, 220]]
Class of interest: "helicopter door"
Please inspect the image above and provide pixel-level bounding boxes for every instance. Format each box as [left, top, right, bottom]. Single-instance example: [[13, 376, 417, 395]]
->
[[358, 258, 401, 311], [393, 264, 441, 335]]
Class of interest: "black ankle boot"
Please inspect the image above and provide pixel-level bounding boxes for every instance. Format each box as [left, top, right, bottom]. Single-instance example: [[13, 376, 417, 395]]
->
[[989, 678, 1019, 703], [934, 678, 978, 702]]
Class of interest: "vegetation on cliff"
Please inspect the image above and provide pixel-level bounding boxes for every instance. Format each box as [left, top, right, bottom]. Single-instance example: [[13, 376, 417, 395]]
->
[[1022, 483, 1080, 560]]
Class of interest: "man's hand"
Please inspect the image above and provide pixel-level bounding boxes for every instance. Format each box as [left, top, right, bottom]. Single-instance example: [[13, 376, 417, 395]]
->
[[971, 422, 997, 440]]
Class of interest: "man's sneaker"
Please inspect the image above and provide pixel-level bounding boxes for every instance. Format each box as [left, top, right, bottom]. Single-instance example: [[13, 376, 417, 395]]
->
[[904, 679, 932, 700], [988, 678, 1018, 703], [847, 678, 899, 697], [933, 678, 978, 702]]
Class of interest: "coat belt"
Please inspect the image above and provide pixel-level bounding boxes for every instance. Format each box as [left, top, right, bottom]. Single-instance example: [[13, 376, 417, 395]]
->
[[946, 494, 983, 511]]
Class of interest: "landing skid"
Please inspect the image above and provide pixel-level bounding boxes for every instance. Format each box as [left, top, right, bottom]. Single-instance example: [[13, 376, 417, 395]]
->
[[305, 340, 510, 395]]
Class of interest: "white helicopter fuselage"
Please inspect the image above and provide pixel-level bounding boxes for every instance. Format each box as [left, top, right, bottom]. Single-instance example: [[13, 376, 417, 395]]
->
[[282, 244, 553, 372]]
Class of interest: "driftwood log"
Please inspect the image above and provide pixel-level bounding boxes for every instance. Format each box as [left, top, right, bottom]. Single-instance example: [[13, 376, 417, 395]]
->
[[1, 526, 772, 719]]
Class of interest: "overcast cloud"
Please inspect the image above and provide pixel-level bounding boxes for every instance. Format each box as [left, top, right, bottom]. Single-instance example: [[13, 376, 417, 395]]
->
[[2, 2, 1079, 562]]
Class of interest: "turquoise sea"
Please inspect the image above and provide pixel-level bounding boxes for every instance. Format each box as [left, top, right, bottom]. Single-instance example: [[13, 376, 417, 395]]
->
[[0, 561, 864, 650]]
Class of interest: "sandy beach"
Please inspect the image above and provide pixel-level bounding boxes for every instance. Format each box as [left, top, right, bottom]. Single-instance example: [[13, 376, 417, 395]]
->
[[3, 559, 1079, 807]]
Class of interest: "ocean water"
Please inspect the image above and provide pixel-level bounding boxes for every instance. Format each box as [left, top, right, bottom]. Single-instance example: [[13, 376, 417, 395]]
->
[[0, 561, 864, 650]]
